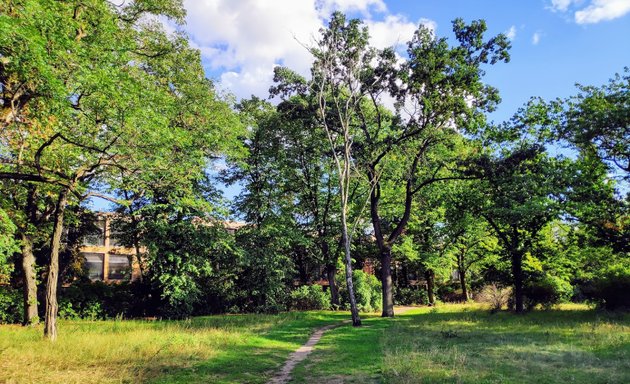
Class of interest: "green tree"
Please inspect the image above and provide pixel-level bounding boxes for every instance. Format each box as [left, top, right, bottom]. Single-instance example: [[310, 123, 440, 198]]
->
[[0, 0, 238, 339], [468, 141, 573, 313]]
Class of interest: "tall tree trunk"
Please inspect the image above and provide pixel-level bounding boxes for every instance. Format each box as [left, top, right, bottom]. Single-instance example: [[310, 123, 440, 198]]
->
[[381, 248, 394, 317], [326, 264, 340, 307], [21, 233, 38, 325], [425, 269, 435, 306], [341, 211, 361, 326], [459, 270, 468, 301], [44, 188, 69, 341], [457, 252, 469, 301], [512, 250, 524, 313]]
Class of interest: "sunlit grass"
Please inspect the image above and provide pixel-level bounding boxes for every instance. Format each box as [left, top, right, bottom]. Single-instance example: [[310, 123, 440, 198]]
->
[[0, 311, 349, 383], [290, 304, 630, 384]]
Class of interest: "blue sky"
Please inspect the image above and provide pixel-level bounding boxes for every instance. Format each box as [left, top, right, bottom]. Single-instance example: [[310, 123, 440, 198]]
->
[[181, 0, 630, 124]]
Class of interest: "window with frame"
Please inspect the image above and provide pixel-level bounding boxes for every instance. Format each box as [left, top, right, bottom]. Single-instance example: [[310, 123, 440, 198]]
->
[[83, 219, 106, 246], [83, 253, 104, 280], [108, 254, 130, 280]]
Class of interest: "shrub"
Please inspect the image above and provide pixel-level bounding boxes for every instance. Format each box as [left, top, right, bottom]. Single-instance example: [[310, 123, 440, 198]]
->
[[437, 283, 467, 302], [0, 286, 23, 324], [581, 264, 630, 311], [289, 285, 331, 310], [523, 275, 572, 310], [395, 287, 428, 305], [338, 270, 382, 312], [476, 284, 512, 313]]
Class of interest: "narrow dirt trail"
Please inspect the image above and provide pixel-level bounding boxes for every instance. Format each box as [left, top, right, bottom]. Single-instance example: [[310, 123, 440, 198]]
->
[[267, 306, 416, 384]]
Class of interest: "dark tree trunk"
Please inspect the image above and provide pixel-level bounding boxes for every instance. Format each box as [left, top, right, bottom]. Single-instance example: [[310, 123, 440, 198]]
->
[[459, 271, 469, 301], [457, 252, 469, 301], [425, 269, 435, 306], [381, 248, 394, 317], [44, 188, 69, 341], [512, 250, 524, 313], [326, 264, 340, 307], [21, 233, 39, 325]]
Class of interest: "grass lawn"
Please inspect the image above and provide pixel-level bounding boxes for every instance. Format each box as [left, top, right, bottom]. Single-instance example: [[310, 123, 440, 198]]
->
[[2, 304, 628, 383], [290, 304, 630, 384], [0, 311, 348, 383]]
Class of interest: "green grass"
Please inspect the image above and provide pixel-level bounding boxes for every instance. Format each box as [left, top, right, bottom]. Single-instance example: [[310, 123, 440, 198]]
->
[[290, 304, 630, 384], [0, 311, 348, 383], [2, 305, 628, 383]]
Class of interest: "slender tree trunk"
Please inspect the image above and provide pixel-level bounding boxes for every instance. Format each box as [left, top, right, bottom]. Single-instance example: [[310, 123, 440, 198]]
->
[[326, 264, 340, 307], [341, 210, 361, 326], [425, 269, 435, 306], [44, 188, 69, 341], [457, 252, 469, 301], [21, 233, 39, 325], [512, 250, 524, 313], [381, 248, 394, 317]]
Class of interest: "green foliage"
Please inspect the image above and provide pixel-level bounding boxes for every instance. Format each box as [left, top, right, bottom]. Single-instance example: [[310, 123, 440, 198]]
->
[[142, 215, 236, 318], [0, 209, 18, 284], [234, 225, 294, 313], [338, 270, 382, 312], [0, 286, 23, 324], [581, 263, 630, 311], [523, 274, 573, 310], [395, 287, 428, 305], [57, 281, 154, 319], [289, 285, 331, 311]]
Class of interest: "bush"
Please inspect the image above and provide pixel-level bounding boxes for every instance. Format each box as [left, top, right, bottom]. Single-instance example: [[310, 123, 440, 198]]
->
[[338, 270, 382, 312], [289, 285, 331, 310], [523, 275, 572, 310], [395, 287, 428, 305], [58, 280, 157, 319], [476, 284, 512, 313], [581, 264, 630, 311], [0, 286, 23, 324], [437, 283, 467, 302]]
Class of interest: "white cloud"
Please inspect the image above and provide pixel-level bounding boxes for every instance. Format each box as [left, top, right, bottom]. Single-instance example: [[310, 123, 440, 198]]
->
[[366, 15, 433, 49], [549, 0, 577, 12], [575, 0, 630, 23], [547, 0, 630, 23], [505, 25, 517, 40], [532, 32, 541, 45], [181, 0, 436, 100]]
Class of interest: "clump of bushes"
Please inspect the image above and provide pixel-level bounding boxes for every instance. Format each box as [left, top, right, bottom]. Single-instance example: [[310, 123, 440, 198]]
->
[[523, 275, 572, 310], [477, 284, 512, 313], [289, 285, 331, 310], [581, 264, 630, 311], [338, 270, 382, 312], [395, 287, 428, 305], [0, 286, 23, 324]]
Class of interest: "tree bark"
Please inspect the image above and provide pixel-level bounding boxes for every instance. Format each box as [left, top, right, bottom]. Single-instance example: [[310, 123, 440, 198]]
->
[[381, 248, 394, 317], [457, 252, 469, 301], [425, 269, 435, 306], [44, 188, 69, 341], [512, 250, 524, 313], [326, 264, 340, 307], [21, 233, 39, 325], [341, 210, 361, 326]]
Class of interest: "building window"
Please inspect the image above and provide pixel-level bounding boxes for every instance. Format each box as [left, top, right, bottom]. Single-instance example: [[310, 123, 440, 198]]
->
[[83, 219, 106, 246], [108, 254, 130, 280], [83, 253, 104, 280]]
